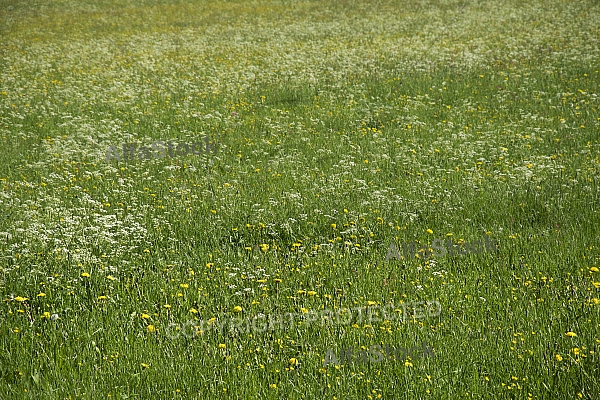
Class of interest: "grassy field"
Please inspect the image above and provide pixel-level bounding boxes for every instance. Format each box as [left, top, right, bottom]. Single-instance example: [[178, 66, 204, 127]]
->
[[1, 0, 600, 398]]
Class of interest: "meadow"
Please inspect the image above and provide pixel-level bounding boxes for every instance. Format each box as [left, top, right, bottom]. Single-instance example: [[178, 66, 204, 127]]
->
[[1, 0, 599, 398]]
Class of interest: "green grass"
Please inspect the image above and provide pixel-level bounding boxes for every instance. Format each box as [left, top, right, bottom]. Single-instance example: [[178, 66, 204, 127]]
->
[[1, 0, 599, 398]]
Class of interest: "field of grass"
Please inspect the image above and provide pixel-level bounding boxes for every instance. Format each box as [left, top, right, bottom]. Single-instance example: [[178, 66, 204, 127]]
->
[[1, 0, 600, 398]]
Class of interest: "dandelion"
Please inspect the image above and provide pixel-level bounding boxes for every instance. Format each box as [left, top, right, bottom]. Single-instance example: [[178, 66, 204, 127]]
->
[[141, 314, 150, 320], [81, 272, 90, 278], [233, 306, 242, 313], [218, 343, 226, 349], [37, 293, 46, 297], [289, 358, 298, 365], [427, 229, 434, 234], [590, 267, 599, 273], [41, 312, 51, 319], [97, 295, 107, 300], [566, 332, 577, 337], [147, 325, 155, 333], [555, 354, 563, 361], [14, 296, 28, 302], [180, 283, 189, 289], [307, 291, 317, 296], [141, 363, 150, 368]]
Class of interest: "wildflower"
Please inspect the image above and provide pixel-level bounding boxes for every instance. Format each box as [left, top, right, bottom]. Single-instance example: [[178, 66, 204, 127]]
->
[[14, 296, 28, 302], [81, 272, 90, 278], [289, 358, 298, 365], [218, 343, 226, 349], [331, 224, 336, 229], [189, 308, 198, 314], [298, 289, 306, 295], [555, 354, 563, 361], [41, 312, 51, 319], [566, 332, 577, 337], [97, 295, 107, 300], [307, 291, 317, 296], [427, 229, 434, 234], [141, 314, 150, 320], [147, 325, 155, 333], [141, 363, 150, 368], [233, 306, 242, 313], [180, 283, 189, 289], [590, 267, 599, 273], [37, 293, 46, 297]]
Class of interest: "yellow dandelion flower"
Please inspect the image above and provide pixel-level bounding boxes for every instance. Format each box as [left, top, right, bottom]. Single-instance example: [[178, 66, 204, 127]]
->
[[180, 283, 189, 289], [206, 263, 214, 268], [141, 363, 150, 368], [270, 384, 277, 389], [37, 293, 46, 297], [14, 296, 28, 302], [555, 354, 563, 361], [274, 278, 282, 283], [307, 291, 317, 296], [97, 295, 107, 300], [233, 306, 242, 313], [189, 308, 198, 314], [218, 343, 226, 349], [427, 229, 433, 234], [164, 304, 171, 309], [590, 267, 599, 273], [298, 289, 306, 295], [147, 325, 155, 333], [107, 275, 116, 281], [141, 314, 150, 320], [592, 282, 600, 289], [260, 244, 269, 252], [42, 312, 51, 319], [367, 301, 377, 306], [331, 223, 336, 229], [566, 332, 577, 337], [301, 308, 308, 314], [289, 358, 298, 365], [80, 272, 90, 278]]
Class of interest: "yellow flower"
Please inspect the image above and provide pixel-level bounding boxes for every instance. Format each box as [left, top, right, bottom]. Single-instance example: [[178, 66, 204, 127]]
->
[[331, 224, 336, 229], [180, 283, 189, 289], [566, 332, 577, 337], [427, 229, 434, 234], [218, 343, 226, 349], [233, 306, 242, 313], [97, 295, 107, 300], [81, 272, 90, 278], [14, 296, 28, 302], [555, 354, 563, 361], [274, 278, 282, 283], [260, 244, 269, 252], [189, 308, 198, 314], [141, 314, 150, 320], [289, 358, 298, 365], [41, 312, 51, 319], [37, 293, 46, 297], [301, 308, 308, 314], [590, 267, 599, 273], [206, 263, 214, 268], [297, 289, 306, 295], [141, 363, 150, 368], [367, 301, 377, 306], [307, 291, 317, 296], [270, 384, 277, 389], [147, 325, 155, 333], [163, 304, 171, 309], [107, 275, 116, 281]]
